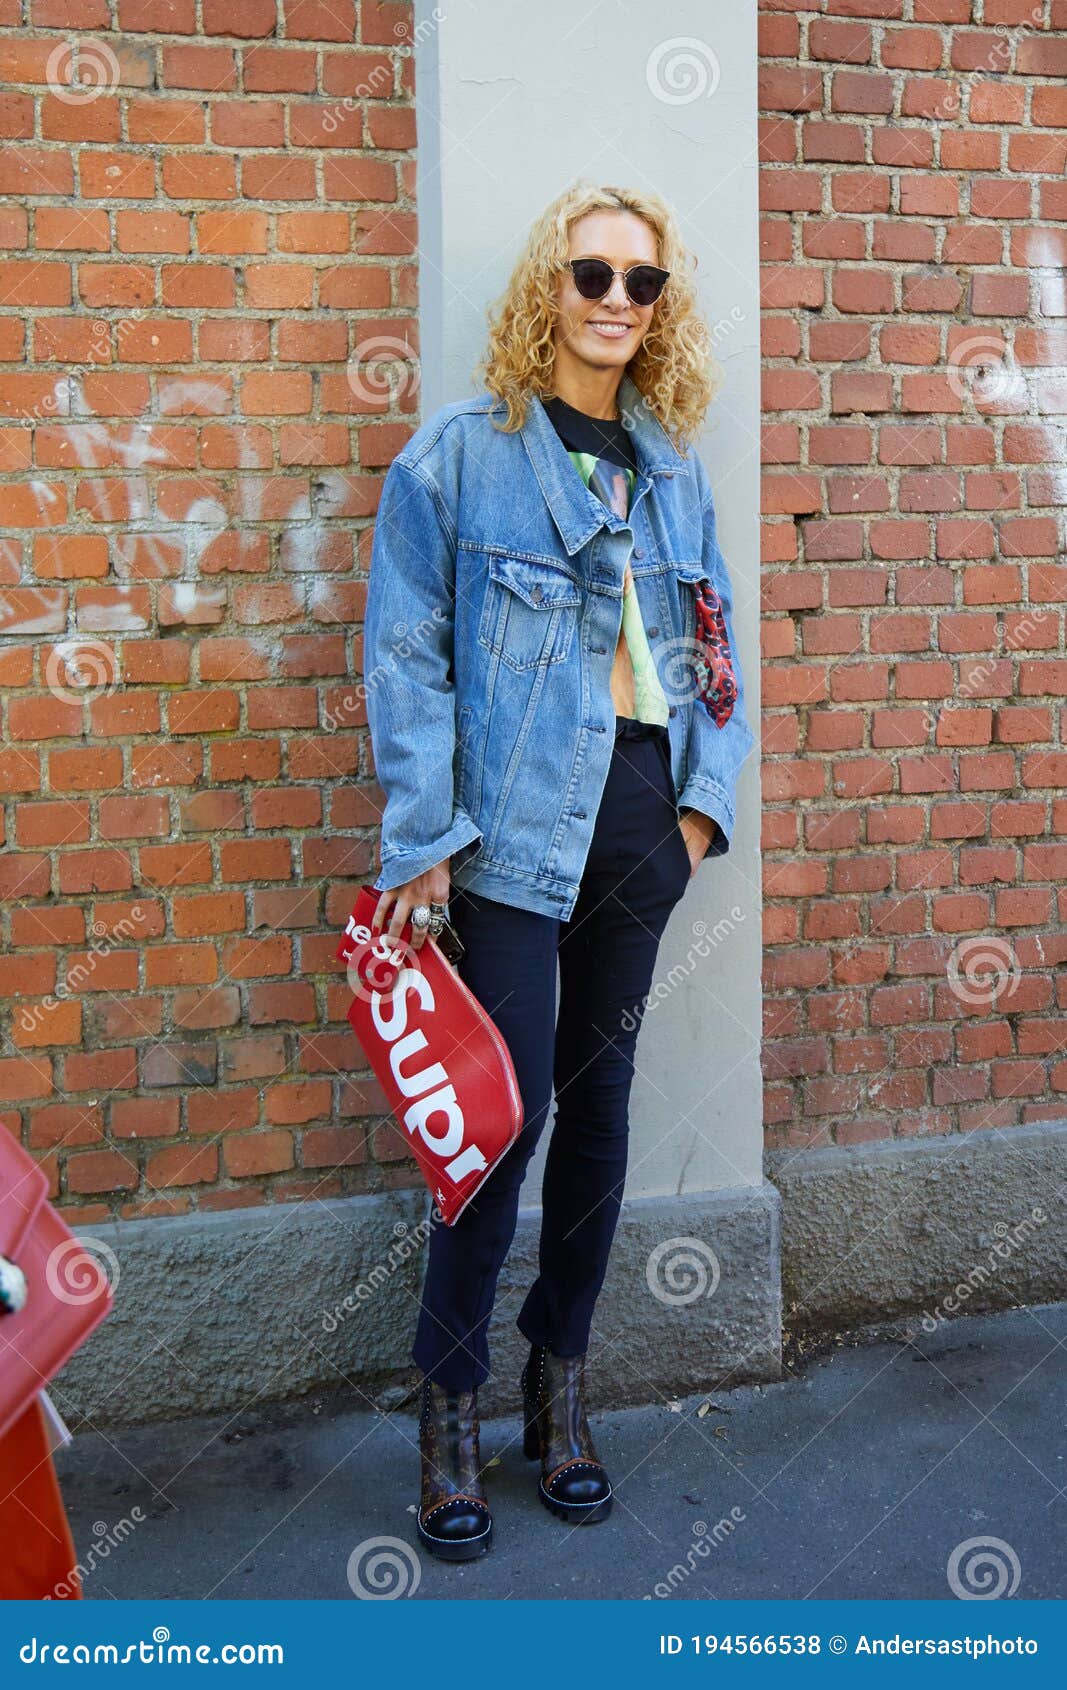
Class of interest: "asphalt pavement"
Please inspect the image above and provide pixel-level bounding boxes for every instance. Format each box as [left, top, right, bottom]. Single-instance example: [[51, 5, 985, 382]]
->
[[54, 1303, 1066, 1601]]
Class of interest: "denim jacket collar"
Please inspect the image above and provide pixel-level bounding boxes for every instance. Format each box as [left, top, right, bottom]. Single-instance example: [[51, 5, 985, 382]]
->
[[517, 371, 690, 558]]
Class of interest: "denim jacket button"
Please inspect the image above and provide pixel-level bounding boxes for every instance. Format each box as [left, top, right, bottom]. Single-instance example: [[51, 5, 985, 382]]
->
[[647, 624, 659, 638], [668, 705, 677, 717], [633, 547, 644, 559]]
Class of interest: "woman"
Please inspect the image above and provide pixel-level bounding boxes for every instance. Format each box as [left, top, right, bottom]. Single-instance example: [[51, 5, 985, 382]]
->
[[363, 182, 756, 1561]]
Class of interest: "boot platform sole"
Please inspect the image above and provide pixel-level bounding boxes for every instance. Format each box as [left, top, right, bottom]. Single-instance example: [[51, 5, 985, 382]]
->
[[536, 1480, 613, 1524], [416, 1515, 493, 1561]]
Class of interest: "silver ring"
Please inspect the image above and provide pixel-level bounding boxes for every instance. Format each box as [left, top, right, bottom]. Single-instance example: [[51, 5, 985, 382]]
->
[[411, 903, 431, 929], [0, 1254, 28, 1316]]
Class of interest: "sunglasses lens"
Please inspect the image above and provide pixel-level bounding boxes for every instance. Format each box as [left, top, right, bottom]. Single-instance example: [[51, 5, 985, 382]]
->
[[570, 259, 614, 300], [626, 266, 668, 306]]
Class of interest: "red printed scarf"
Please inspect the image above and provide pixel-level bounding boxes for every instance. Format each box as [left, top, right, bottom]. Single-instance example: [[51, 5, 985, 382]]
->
[[691, 579, 738, 729]]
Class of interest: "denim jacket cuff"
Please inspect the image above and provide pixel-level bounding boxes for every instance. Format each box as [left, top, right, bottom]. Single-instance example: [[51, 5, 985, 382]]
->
[[676, 776, 736, 860], [373, 811, 483, 893]]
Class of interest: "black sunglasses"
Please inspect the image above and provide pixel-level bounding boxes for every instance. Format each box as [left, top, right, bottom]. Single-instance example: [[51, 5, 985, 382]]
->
[[566, 258, 670, 308]]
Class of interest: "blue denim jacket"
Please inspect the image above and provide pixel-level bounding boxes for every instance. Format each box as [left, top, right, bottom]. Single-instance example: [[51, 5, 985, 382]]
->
[[364, 371, 757, 921]]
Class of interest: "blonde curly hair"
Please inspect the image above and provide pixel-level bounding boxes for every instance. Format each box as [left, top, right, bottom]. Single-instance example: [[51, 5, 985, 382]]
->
[[473, 180, 723, 454]]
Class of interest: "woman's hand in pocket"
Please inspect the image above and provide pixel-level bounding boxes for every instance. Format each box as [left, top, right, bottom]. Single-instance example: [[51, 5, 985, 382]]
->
[[371, 861, 451, 952], [678, 809, 718, 877]]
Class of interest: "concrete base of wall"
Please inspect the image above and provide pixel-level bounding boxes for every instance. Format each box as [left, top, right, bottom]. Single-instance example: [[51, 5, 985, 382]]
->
[[486, 1183, 783, 1414], [767, 1120, 1067, 1334], [55, 1182, 782, 1430], [55, 1122, 1066, 1430]]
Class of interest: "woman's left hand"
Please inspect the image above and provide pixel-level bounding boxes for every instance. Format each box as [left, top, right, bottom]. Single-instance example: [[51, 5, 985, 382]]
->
[[678, 809, 718, 877]]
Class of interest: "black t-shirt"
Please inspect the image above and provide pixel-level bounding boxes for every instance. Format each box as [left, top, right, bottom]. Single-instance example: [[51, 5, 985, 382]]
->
[[542, 394, 638, 475]]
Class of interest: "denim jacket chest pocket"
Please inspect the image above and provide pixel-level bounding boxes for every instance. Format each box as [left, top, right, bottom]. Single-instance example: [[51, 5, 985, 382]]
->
[[476, 550, 583, 673]]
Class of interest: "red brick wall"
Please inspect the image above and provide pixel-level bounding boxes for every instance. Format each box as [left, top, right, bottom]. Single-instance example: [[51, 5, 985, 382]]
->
[[758, 0, 1067, 1147], [0, 1, 418, 1219]]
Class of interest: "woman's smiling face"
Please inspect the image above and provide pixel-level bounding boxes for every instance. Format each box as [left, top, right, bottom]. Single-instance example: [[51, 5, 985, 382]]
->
[[553, 209, 660, 375]]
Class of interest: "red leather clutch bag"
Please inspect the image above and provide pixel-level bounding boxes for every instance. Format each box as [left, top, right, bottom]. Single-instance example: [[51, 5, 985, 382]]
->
[[0, 1130, 114, 1444], [336, 885, 524, 1225]]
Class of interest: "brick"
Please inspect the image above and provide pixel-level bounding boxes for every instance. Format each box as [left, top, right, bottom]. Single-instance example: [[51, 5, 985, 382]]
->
[[166, 688, 240, 734], [145, 1143, 218, 1189], [11, 1000, 82, 1048], [219, 1034, 286, 1082], [0, 1055, 53, 1100], [110, 1097, 181, 1139], [187, 1087, 258, 1135], [144, 944, 218, 987], [302, 1125, 367, 1169], [247, 982, 315, 1025], [28, 1103, 103, 1151], [67, 1149, 138, 1194], [141, 1043, 217, 1088], [172, 891, 245, 937], [223, 1131, 293, 1178], [57, 849, 133, 895], [49, 747, 123, 791], [265, 1080, 331, 1125], [173, 985, 241, 1030]]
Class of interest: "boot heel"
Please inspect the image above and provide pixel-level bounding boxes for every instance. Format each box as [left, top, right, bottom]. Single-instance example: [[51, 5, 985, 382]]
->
[[521, 1344, 613, 1526]]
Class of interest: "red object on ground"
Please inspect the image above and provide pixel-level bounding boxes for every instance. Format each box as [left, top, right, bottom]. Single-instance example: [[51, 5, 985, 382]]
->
[[337, 885, 524, 1225], [0, 1130, 113, 1600], [0, 1397, 82, 1599], [0, 1133, 114, 1445]]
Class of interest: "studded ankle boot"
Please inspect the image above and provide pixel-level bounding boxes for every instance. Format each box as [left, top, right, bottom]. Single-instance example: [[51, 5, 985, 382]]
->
[[520, 1342, 613, 1524], [416, 1376, 493, 1561]]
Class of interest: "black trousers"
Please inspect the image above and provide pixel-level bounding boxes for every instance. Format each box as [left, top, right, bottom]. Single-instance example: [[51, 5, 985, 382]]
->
[[411, 716, 692, 1390]]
